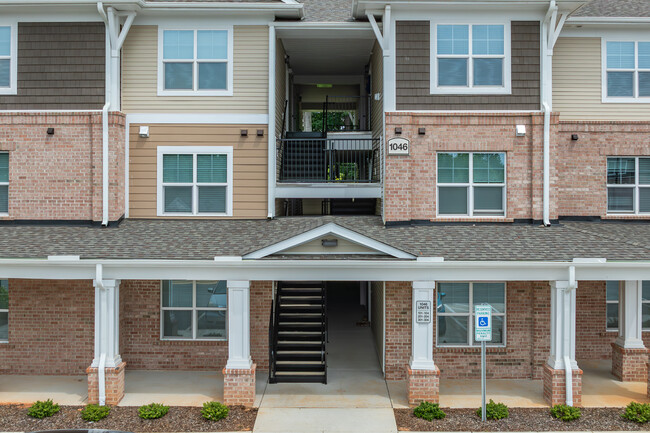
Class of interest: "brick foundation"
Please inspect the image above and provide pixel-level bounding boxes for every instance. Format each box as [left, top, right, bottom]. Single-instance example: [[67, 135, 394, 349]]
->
[[223, 364, 256, 407], [407, 365, 440, 406], [543, 364, 583, 407], [87, 361, 126, 406], [611, 343, 649, 382]]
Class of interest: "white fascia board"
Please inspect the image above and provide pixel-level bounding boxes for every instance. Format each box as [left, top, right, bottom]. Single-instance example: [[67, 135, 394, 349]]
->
[[126, 113, 269, 125], [566, 17, 650, 25], [275, 184, 382, 199], [243, 222, 415, 259], [141, 1, 303, 19]]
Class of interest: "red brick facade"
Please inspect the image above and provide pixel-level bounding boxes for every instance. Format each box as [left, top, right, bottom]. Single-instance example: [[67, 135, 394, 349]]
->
[[87, 361, 126, 406], [611, 344, 649, 382], [407, 365, 440, 406], [543, 365, 583, 407], [0, 112, 125, 222], [223, 364, 256, 407]]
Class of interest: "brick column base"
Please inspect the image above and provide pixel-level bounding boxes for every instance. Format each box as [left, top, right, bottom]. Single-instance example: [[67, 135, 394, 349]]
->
[[612, 343, 648, 382], [87, 361, 126, 406], [543, 364, 582, 407], [223, 363, 256, 407], [407, 365, 440, 406]]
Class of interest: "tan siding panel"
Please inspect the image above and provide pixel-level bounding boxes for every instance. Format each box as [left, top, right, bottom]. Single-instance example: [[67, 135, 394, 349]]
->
[[553, 37, 650, 121], [121, 26, 268, 114], [129, 124, 268, 219]]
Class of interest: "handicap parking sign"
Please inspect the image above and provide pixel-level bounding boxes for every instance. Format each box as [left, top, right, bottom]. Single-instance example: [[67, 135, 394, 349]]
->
[[474, 304, 492, 342]]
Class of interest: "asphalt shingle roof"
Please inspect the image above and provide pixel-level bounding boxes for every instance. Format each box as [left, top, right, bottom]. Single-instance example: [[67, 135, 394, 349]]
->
[[0, 217, 648, 262], [572, 0, 650, 17], [298, 0, 354, 22]]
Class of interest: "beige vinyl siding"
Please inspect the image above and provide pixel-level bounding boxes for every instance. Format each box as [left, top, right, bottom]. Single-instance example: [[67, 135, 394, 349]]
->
[[281, 236, 378, 254], [121, 25, 268, 114], [129, 124, 268, 219], [370, 281, 384, 372], [370, 40, 383, 140], [553, 37, 650, 120], [276, 39, 287, 137]]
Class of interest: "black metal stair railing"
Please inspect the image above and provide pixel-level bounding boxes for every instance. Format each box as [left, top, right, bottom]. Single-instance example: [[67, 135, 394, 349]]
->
[[322, 282, 328, 385]]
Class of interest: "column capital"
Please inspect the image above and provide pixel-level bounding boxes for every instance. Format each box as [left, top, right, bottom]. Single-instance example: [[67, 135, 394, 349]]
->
[[94, 279, 119, 290], [550, 280, 570, 290], [412, 281, 436, 290], [227, 280, 250, 290]]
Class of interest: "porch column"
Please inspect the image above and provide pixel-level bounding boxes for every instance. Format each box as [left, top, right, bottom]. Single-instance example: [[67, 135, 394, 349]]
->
[[612, 281, 648, 381], [87, 279, 126, 406], [407, 281, 439, 406], [223, 280, 256, 407], [544, 280, 582, 407]]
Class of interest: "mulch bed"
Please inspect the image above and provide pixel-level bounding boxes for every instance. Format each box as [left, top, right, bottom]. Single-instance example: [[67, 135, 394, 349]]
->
[[395, 407, 650, 431], [0, 405, 257, 432]]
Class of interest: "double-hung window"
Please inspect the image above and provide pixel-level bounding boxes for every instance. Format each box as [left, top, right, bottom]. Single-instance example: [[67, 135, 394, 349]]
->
[[606, 157, 650, 214], [431, 23, 511, 94], [437, 282, 506, 346], [0, 24, 16, 95], [157, 146, 233, 216], [0, 280, 7, 341], [606, 281, 650, 331], [437, 152, 506, 217], [161, 280, 227, 340], [159, 28, 232, 96], [0, 153, 7, 214], [604, 41, 650, 101]]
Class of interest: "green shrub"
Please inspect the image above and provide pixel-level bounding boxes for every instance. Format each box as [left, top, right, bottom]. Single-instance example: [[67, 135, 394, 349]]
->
[[27, 399, 60, 419], [201, 401, 229, 421], [550, 404, 581, 421], [622, 402, 650, 423], [81, 404, 111, 422], [138, 403, 170, 420], [413, 401, 446, 421], [476, 400, 509, 420]]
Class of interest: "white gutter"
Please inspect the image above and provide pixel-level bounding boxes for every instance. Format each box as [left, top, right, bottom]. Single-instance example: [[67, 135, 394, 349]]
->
[[267, 25, 276, 219], [94, 264, 107, 406], [564, 265, 577, 406], [542, 102, 550, 227]]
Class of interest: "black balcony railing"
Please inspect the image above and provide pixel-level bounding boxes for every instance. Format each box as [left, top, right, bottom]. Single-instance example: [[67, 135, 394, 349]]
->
[[277, 137, 380, 183]]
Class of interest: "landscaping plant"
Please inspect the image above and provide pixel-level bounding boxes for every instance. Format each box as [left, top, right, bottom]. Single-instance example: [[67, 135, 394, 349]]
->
[[413, 401, 446, 421], [81, 404, 111, 422], [138, 403, 170, 420], [201, 401, 229, 421], [27, 399, 60, 419], [622, 402, 650, 423], [476, 399, 509, 420], [550, 404, 581, 421]]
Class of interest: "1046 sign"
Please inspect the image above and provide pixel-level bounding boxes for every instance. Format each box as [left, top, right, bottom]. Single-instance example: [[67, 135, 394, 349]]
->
[[387, 137, 409, 156]]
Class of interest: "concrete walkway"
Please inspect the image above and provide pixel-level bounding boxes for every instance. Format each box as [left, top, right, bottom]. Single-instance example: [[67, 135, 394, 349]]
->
[[0, 375, 87, 405]]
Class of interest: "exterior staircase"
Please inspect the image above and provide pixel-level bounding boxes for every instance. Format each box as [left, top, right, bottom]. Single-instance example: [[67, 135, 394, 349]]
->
[[269, 282, 327, 384]]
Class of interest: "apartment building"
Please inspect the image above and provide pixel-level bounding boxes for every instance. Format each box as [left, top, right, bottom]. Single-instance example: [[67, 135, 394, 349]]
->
[[0, 0, 649, 409]]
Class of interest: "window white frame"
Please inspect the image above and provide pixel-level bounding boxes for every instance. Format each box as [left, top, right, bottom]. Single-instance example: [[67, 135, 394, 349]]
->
[[156, 146, 234, 217], [0, 151, 7, 216], [430, 21, 511, 95], [602, 39, 650, 103], [160, 280, 227, 341], [436, 281, 507, 348], [436, 152, 507, 218], [157, 26, 234, 97], [606, 156, 650, 215], [605, 281, 650, 332], [0, 279, 7, 342], [0, 22, 17, 95]]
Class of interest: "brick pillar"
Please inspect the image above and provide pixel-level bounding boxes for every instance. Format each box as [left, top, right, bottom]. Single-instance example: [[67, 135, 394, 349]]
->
[[87, 361, 126, 405], [647, 361, 650, 398], [407, 365, 440, 406], [223, 363, 256, 407], [543, 364, 582, 407], [612, 344, 649, 382]]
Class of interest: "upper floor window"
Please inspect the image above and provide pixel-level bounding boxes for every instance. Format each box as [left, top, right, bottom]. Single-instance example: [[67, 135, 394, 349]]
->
[[606, 281, 650, 331], [431, 23, 511, 95], [607, 157, 650, 214], [437, 152, 506, 217], [157, 146, 233, 216], [0, 279, 7, 341], [604, 41, 650, 102], [0, 152, 7, 214], [158, 28, 233, 96], [0, 24, 17, 95]]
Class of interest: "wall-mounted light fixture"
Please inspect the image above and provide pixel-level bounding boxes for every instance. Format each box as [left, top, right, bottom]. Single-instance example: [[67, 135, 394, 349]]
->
[[418, 127, 426, 135], [139, 126, 150, 138], [47, 128, 55, 135], [321, 238, 338, 248], [571, 134, 579, 141], [394, 127, 402, 135], [515, 125, 526, 137], [240, 129, 248, 137], [257, 129, 264, 137]]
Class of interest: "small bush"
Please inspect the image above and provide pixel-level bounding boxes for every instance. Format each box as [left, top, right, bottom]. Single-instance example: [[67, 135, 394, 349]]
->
[[622, 402, 650, 423], [138, 403, 170, 420], [201, 401, 229, 421], [413, 401, 446, 421], [81, 404, 111, 422], [476, 399, 509, 420], [550, 404, 581, 421], [27, 399, 60, 419]]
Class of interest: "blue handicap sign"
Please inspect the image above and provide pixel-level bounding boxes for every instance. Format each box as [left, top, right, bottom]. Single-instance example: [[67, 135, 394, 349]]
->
[[478, 317, 488, 327]]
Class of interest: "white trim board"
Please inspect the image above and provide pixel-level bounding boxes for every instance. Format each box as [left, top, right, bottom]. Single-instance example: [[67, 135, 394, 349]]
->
[[275, 184, 382, 199], [243, 222, 415, 259], [125, 113, 269, 125]]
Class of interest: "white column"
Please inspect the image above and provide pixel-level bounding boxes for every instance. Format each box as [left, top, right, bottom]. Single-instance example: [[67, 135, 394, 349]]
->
[[92, 279, 121, 368], [547, 280, 578, 370], [410, 281, 436, 370], [616, 280, 645, 349], [226, 280, 253, 370]]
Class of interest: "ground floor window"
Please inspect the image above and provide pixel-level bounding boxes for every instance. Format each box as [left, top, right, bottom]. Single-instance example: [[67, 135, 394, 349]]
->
[[0, 279, 7, 341], [606, 280, 650, 331], [161, 280, 227, 340], [436, 282, 505, 346]]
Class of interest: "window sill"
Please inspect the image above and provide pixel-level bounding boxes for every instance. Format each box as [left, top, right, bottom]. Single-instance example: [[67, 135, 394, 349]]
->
[[435, 345, 507, 352], [158, 213, 232, 217], [157, 90, 233, 97], [0, 89, 16, 95], [430, 87, 512, 96], [160, 338, 227, 342], [602, 97, 650, 104]]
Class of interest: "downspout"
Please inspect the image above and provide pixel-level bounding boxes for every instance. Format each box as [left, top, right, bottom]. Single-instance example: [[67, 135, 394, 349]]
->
[[98, 2, 111, 226], [95, 264, 107, 406], [267, 25, 276, 218], [564, 265, 577, 406], [542, 102, 550, 226]]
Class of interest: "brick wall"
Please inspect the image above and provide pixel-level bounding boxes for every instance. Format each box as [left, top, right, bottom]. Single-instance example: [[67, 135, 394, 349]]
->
[[576, 281, 616, 360], [384, 112, 557, 223], [0, 279, 94, 375], [0, 112, 125, 222], [120, 280, 272, 371]]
